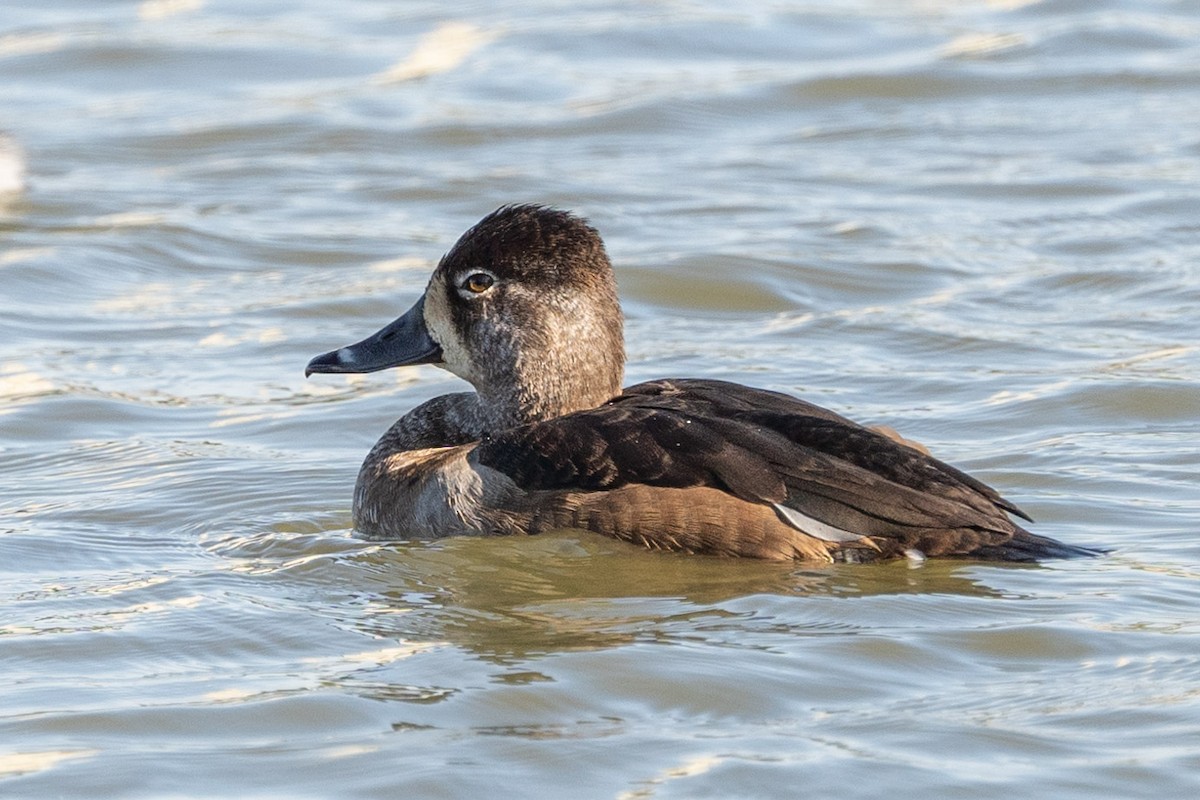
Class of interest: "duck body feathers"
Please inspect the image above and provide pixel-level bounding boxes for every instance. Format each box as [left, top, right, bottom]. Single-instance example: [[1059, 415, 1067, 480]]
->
[[352, 378, 1096, 562], [308, 204, 1101, 563], [480, 379, 1098, 561]]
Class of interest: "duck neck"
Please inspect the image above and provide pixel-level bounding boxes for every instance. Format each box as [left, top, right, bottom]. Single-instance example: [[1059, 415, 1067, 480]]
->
[[476, 352, 624, 431]]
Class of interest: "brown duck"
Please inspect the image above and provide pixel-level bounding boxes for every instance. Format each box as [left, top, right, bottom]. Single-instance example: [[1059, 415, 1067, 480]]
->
[[306, 205, 1099, 563]]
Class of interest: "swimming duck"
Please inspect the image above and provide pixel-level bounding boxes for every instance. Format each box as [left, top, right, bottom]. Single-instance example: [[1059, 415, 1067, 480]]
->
[[306, 205, 1097, 562]]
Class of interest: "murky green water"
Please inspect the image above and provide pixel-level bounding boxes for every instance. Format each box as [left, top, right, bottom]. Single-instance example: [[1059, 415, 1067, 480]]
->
[[3, 1, 1199, 797]]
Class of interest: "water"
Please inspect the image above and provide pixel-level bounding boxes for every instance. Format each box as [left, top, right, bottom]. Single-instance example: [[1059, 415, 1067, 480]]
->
[[3, 0, 1199, 796]]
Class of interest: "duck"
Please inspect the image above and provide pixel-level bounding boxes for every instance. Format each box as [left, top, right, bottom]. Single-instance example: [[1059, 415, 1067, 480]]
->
[[306, 204, 1099, 563]]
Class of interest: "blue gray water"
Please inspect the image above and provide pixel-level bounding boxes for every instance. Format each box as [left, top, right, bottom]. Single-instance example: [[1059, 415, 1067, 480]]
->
[[3, 1, 1199, 797]]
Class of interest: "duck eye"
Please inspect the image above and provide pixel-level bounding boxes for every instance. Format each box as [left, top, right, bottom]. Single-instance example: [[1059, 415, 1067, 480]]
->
[[462, 272, 494, 294]]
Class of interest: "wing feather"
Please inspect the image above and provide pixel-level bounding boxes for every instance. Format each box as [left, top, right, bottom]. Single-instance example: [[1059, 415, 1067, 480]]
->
[[475, 378, 1053, 557]]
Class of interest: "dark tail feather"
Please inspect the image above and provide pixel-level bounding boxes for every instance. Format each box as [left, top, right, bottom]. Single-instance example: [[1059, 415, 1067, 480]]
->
[[970, 526, 1109, 563]]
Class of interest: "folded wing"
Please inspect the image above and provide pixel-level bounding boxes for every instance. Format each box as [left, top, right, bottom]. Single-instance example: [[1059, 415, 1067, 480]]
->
[[475, 378, 1095, 561]]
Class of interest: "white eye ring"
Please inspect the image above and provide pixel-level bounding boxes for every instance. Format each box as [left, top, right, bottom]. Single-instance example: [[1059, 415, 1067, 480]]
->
[[457, 270, 497, 297]]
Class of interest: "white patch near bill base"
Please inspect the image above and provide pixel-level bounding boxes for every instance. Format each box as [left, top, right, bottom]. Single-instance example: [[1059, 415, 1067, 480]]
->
[[773, 503, 866, 543], [337, 346, 357, 364], [421, 278, 476, 383]]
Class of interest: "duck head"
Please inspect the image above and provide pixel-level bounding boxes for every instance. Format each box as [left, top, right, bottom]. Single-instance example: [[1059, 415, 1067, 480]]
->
[[306, 205, 626, 424]]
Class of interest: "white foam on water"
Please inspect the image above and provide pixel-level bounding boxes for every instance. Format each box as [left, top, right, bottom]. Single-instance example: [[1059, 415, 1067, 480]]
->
[[138, 0, 205, 21], [0, 134, 26, 195], [375, 22, 496, 84]]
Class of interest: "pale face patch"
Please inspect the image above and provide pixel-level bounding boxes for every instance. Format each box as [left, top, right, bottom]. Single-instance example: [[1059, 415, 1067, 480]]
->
[[421, 273, 478, 384]]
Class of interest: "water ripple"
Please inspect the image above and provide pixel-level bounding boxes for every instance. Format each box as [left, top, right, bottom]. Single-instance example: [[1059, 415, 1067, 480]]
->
[[3, 0, 1199, 797]]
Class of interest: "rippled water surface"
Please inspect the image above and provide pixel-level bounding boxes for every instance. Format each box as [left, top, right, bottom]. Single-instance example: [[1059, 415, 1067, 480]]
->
[[3, 1, 1200, 797]]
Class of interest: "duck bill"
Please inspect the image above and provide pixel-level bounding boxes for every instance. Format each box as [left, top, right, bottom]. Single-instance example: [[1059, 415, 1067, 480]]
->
[[305, 295, 443, 377]]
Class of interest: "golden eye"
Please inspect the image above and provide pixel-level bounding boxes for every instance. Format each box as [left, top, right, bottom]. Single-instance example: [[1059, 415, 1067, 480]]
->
[[463, 272, 494, 294]]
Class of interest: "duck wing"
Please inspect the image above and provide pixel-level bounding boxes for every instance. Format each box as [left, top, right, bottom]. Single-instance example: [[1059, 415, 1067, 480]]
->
[[475, 378, 1093, 561]]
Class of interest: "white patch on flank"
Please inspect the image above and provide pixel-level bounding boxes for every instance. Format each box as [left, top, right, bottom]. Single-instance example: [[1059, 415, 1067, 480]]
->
[[375, 22, 496, 84], [773, 503, 866, 543]]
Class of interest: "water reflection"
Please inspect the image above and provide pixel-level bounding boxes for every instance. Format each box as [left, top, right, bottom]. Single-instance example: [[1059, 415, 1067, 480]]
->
[[208, 529, 1023, 662]]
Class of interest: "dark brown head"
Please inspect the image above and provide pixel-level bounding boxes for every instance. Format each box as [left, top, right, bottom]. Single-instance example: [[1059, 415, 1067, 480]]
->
[[307, 205, 626, 424]]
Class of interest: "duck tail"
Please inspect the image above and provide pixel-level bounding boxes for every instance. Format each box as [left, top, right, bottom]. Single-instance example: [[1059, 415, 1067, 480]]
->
[[972, 526, 1108, 563]]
